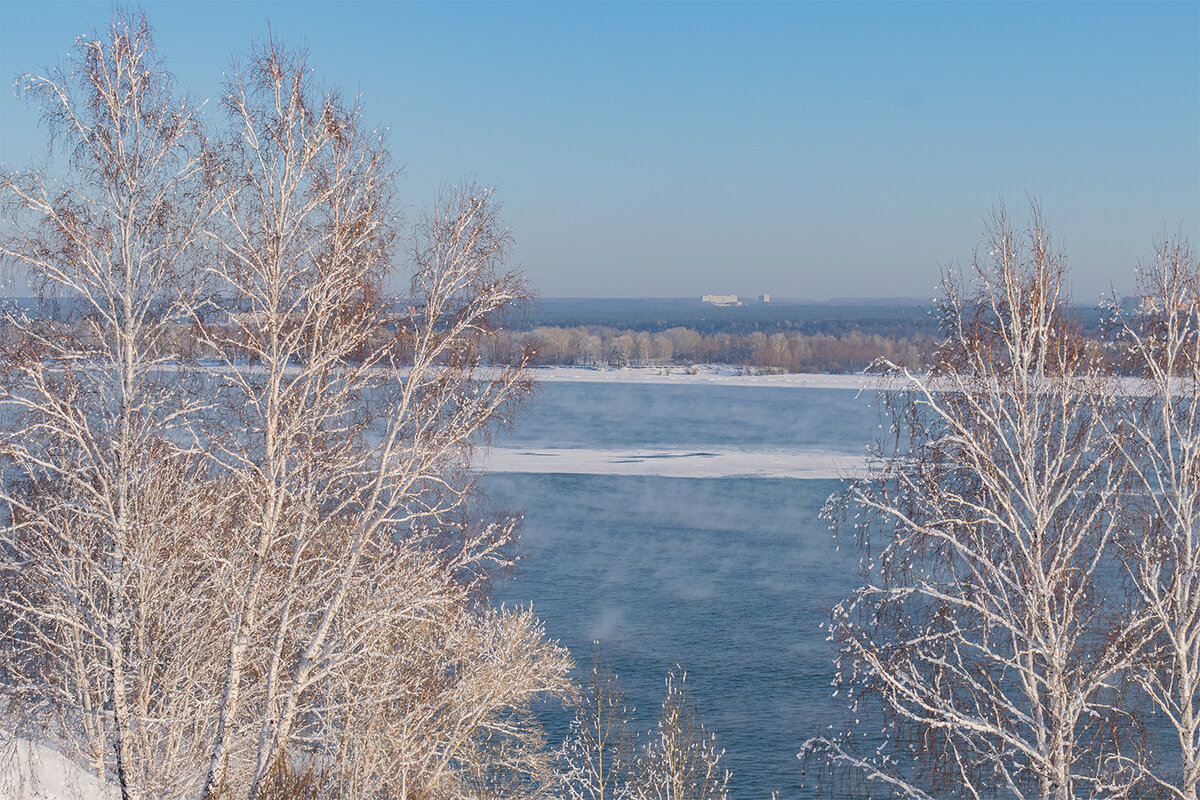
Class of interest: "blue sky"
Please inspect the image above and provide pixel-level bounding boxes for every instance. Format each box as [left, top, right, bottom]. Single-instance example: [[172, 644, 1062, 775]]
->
[[1, 1, 1197, 300]]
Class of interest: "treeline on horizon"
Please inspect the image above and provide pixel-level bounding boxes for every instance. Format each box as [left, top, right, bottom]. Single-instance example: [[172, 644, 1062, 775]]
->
[[0, 309, 936, 374], [478, 300, 1125, 374], [483, 324, 935, 373], [0, 304, 1134, 375]]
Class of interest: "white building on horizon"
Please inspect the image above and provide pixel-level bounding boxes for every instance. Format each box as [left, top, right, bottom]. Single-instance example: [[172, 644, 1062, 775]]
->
[[701, 294, 739, 306]]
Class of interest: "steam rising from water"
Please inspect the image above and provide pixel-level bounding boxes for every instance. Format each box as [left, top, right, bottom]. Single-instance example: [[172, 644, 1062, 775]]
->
[[486, 382, 878, 798]]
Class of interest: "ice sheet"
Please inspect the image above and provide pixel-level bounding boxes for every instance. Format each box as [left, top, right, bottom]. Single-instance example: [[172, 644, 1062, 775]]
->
[[478, 447, 870, 479]]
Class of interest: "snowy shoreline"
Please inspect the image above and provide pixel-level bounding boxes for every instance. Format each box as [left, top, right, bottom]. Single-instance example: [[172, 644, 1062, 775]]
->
[[525, 366, 1168, 397], [526, 365, 878, 390]]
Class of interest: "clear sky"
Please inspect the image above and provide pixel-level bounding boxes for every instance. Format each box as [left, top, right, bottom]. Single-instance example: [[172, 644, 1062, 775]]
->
[[1, 1, 1197, 301]]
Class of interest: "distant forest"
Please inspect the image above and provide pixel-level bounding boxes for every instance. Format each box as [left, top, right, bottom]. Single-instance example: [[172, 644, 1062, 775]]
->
[[483, 298, 1112, 373], [481, 298, 936, 372], [485, 325, 934, 373]]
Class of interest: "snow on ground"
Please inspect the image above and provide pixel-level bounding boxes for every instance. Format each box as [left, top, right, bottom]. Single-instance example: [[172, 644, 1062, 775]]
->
[[0, 740, 106, 800], [527, 365, 879, 390], [479, 447, 870, 479]]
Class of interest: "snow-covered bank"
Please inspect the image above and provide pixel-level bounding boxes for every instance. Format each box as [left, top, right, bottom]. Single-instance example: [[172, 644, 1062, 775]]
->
[[478, 447, 869, 479], [527, 365, 877, 390], [0, 739, 105, 800]]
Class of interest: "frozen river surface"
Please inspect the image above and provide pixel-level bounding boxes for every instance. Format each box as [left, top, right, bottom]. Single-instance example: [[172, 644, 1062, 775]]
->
[[486, 379, 878, 799]]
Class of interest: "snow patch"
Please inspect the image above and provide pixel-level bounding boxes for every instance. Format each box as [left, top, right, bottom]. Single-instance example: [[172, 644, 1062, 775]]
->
[[0, 740, 106, 800]]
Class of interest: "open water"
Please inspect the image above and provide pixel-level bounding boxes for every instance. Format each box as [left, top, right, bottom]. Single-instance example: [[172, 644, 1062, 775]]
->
[[486, 381, 878, 799]]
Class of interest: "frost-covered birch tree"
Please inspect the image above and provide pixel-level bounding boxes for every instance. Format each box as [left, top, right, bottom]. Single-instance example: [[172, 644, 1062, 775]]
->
[[0, 13, 570, 800], [802, 204, 1144, 800], [559, 653, 636, 800], [557, 659, 729, 800], [192, 35, 569, 800], [0, 12, 221, 798], [1111, 235, 1200, 799], [633, 668, 728, 800]]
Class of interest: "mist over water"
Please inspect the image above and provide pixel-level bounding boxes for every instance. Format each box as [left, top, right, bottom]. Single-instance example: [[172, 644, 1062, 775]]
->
[[487, 383, 877, 798], [497, 382, 878, 452]]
